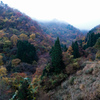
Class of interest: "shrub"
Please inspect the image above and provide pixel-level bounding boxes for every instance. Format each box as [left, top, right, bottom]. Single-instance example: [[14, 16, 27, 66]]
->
[[96, 50, 100, 59], [40, 73, 67, 91], [10, 73, 27, 89], [65, 59, 80, 75], [12, 58, 21, 66], [13, 63, 36, 73], [69, 76, 76, 85], [85, 68, 93, 74]]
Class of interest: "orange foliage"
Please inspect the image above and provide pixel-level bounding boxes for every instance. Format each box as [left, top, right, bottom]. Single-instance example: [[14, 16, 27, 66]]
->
[[28, 38, 34, 44], [0, 30, 5, 38], [67, 46, 73, 55], [11, 73, 27, 78], [82, 36, 85, 40], [0, 55, 4, 65]]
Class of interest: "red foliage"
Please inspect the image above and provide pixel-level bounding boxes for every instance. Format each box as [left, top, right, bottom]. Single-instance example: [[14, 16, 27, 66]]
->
[[10, 73, 27, 78]]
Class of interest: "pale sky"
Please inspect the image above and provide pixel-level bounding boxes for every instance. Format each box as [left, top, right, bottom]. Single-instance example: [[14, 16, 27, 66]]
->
[[1, 0, 100, 30]]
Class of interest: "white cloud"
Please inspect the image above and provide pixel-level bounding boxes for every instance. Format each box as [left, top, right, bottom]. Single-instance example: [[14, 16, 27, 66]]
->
[[2, 0, 100, 30]]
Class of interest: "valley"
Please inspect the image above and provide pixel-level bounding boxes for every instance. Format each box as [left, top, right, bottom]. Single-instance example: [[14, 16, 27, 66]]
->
[[0, 1, 100, 100]]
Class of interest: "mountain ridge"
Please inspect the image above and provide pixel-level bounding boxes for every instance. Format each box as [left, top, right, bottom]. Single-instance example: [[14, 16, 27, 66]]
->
[[38, 20, 83, 45]]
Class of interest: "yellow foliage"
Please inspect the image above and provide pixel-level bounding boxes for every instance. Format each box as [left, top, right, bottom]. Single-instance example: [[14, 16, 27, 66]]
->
[[36, 32, 40, 36], [3, 40, 11, 48], [19, 33, 28, 40], [3, 37, 8, 41], [0, 30, 4, 33], [32, 75, 41, 88], [2, 77, 9, 84], [0, 66, 7, 77], [10, 34, 19, 45], [30, 33, 35, 39], [82, 36, 85, 40], [11, 15, 15, 20], [4, 40, 11, 45], [3, 17, 8, 22]]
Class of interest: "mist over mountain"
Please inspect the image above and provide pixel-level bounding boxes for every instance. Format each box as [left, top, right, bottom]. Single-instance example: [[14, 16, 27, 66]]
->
[[80, 30, 88, 35], [38, 20, 83, 46], [0, 1, 100, 100]]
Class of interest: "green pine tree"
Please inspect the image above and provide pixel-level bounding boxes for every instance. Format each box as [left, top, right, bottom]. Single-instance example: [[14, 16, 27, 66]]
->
[[94, 37, 100, 49], [61, 44, 68, 52], [17, 40, 38, 64], [86, 32, 100, 48], [51, 37, 65, 73], [72, 41, 80, 58], [15, 78, 34, 100]]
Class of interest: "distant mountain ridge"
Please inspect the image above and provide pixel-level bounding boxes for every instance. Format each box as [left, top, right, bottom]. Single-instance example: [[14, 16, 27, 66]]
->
[[38, 20, 83, 45]]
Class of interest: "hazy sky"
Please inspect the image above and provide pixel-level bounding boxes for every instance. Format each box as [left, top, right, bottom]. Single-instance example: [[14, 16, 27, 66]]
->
[[1, 0, 100, 30]]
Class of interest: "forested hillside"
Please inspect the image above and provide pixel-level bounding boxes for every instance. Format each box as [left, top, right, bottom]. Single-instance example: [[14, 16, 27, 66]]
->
[[39, 20, 83, 45], [88, 24, 100, 34], [0, 2, 53, 56], [0, 1, 100, 100], [80, 25, 100, 50]]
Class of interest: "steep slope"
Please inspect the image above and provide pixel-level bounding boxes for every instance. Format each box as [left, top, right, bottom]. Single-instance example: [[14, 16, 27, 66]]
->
[[88, 24, 100, 34], [39, 20, 83, 46], [0, 3, 42, 34], [86, 24, 100, 40], [42, 60, 99, 100], [0, 2, 53, 55]]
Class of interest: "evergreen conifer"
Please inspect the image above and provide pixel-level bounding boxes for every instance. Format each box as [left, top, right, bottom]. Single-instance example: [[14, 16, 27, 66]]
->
[[17, 40, 38, 64], [72, 41, 80, 58], [14, 78, 34, 100], [51, 37, 65, 73]]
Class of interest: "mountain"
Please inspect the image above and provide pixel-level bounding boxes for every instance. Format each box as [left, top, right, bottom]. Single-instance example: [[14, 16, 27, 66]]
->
[[80, 30, 88, 35], [85, 24, 100, 45], [38, 20, 83, 46], [0, 2, 53, 55], [0, 2, 100, 100], [87, 24, 100, 35], [79, 24, 100, 50]]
